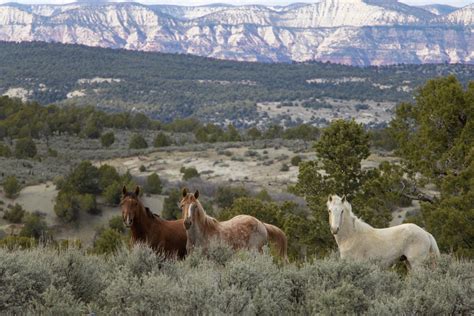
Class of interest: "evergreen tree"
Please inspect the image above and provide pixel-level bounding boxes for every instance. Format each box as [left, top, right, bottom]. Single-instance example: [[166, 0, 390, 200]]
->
[[14, 137, 37, 159], [390, 76, 474, 257], [145, 173, 162, 194], [3, 175, 20, 198], [129, 134, 148, 149], [100, 131, 115, 148]]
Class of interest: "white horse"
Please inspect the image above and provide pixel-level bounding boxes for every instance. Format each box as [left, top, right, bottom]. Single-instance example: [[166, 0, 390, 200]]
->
[[327, 194, 440, 269]]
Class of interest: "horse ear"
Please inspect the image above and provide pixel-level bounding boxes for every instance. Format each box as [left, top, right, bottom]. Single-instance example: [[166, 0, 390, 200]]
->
[[182, 187, 188, 197], [122, 185, 127, 196], [194, 190, 199, 199], [134, 185, 140, 196], [342, 195, 347, 202], [328, 195, 332, 202]]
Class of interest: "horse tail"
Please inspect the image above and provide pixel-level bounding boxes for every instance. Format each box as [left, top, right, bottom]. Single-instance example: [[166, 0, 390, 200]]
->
[[264, 223, 288, 263], [428, 233, 440, 258]]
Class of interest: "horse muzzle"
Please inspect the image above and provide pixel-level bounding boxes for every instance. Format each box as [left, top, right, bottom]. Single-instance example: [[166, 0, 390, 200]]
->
[[331, 227, 339, 235], [184, 218, 192, 230], [123, 218, 133, 227]]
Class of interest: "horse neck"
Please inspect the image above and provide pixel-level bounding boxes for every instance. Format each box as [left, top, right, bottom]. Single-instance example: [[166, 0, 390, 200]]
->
[[130, 204, 160, 241], [336, 209, 372, 243], [195, 205, 218, 236]]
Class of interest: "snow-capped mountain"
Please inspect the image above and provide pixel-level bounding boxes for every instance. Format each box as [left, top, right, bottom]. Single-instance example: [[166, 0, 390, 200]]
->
[[0, 0, 473, 65]]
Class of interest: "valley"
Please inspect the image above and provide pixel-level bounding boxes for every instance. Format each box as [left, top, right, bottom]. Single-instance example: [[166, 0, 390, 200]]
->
[[0, 42, 472, 125]]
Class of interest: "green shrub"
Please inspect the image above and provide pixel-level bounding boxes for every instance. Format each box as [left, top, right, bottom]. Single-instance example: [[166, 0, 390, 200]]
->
[[102, 181, 122, 205], [3, 175, 21, 198], [78, 193, 99, 215], [20, 213, 48, 239], [255, 189, 272, 201], [92, 228, 123, 255], [54, 191, 80, 222], [14, 137, 37, 159], [162, 189, 182, 220], [291, 155, 302, 166], [0, 142, 12, 157], [145, 173, 162, 194], [182, 167, 199, 181], [54, 191, 98, 221], [129, 133, 148, 149], [98, 164, 120, 192], [67, 161, 100, 194], [100, 131, 115, 148], [153, 132, 171, 147], [109, 216, 125, 234], [215, 186, 249, 209], [47, 147, 58, 157], [3, 204, 25, 223]]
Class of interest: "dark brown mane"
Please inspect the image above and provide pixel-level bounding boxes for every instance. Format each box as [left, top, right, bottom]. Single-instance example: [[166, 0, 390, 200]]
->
[[145, 206, 159, 219]]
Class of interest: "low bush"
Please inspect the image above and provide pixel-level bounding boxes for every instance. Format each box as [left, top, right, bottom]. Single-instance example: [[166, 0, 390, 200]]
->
[[291, 155, 302, 166], [100, 131, 115, 148], [3, 176, 21, 199], [3, 204, 25, 223], [0, 245, 471, 314], [129, 134, 148, 149], [182, 167, 200, 181], [280, 163, 290, 172]]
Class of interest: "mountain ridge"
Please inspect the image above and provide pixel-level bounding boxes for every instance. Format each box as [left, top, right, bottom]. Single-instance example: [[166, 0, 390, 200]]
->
[[0, 0, 473, 65]]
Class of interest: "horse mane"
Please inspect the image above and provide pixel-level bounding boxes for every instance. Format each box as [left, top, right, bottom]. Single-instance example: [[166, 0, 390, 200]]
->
[[343, 200, 373, 233], [121, 194, 159, 220], [145, 206, 160, 219], [194, 199, 218, 228]]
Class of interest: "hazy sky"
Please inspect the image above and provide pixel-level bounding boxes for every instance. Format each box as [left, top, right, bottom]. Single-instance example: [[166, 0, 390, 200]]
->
[[0, 0, 472, 7]]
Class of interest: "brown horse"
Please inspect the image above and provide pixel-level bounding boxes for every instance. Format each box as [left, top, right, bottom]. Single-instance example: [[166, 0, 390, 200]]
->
[[121, 186, 187, 259], [180, 188, 288, 260]]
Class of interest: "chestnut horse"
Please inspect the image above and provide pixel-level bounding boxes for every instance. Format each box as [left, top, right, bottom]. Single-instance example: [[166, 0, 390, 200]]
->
[[121, 186, 187, 259], [180, 188, 288, 260]]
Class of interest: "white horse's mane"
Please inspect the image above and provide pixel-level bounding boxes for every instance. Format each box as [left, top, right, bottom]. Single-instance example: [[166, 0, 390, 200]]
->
[[334, 195, 373, 233]]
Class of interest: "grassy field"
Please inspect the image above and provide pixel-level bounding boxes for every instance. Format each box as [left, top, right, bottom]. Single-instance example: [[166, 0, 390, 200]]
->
[[1, 243, 472, 314]]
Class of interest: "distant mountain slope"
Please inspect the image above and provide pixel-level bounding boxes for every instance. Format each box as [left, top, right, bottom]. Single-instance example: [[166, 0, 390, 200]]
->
[[0, 0, 473, 65], [0, 42, 472, 124], [419, 4, 457, 16], [443, 4, 474, 25]]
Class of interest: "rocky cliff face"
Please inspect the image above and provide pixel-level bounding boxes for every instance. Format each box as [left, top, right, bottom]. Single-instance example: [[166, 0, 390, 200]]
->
[[0, 0, 472, 65]]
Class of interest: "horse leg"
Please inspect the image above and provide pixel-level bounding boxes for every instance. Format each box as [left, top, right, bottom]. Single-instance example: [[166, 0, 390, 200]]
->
[[404, 246, 429, 271]]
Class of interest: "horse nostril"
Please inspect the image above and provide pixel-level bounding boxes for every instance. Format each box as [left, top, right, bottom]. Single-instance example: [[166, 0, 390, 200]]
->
[[184, 219, 192, 230]]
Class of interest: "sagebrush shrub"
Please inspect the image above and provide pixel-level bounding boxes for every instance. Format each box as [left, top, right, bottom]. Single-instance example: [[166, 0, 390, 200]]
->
[[0, 245, 472, 315]]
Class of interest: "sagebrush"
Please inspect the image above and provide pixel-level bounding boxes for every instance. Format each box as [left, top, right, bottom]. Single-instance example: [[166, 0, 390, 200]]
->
[[0, 243, 472, 315]]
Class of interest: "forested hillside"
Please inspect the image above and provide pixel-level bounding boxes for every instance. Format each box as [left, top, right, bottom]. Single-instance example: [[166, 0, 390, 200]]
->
[[0, 42, 472, 122]]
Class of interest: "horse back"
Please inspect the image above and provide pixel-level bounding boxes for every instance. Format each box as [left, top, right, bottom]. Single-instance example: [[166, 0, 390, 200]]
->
[[219, 215, 267, 250]]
